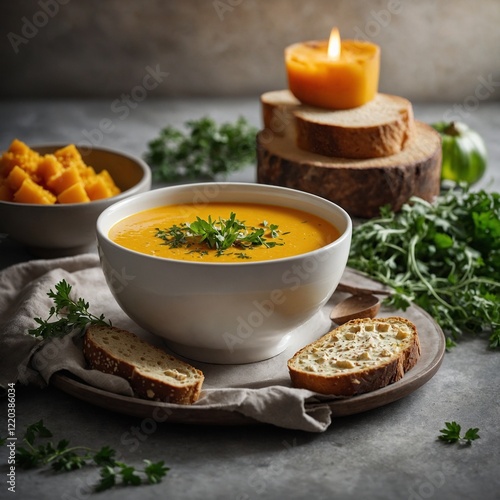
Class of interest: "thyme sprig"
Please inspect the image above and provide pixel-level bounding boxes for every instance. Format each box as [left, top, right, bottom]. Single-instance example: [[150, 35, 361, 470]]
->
[[15, 420, 168, 492], [28, 280, 110, 339]]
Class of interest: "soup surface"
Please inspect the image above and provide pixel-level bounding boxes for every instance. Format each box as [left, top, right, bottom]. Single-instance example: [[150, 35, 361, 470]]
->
[[109, 202, 340, 263]]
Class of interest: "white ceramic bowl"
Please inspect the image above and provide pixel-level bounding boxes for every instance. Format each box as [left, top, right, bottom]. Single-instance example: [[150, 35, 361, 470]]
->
[[97, 182, 352, 364], [0, 145, 152, 256]]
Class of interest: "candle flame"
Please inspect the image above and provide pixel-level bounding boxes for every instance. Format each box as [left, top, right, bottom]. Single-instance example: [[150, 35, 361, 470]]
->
[[327, 27, 341, 59]]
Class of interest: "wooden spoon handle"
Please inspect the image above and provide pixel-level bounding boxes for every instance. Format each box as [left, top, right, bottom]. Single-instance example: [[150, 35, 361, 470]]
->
[[336, 281, 392, 296]]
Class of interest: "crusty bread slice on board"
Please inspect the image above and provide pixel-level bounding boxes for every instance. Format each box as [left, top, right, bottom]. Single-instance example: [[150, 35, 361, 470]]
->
[[287, 317, 421, 397], [261, 90, 414, 159], [261, 89, 301, 139], [83, 325, 204, 404], [257, 120, 442, 219]]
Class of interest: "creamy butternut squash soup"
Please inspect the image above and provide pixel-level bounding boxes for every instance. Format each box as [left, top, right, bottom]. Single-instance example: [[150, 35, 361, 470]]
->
[[109, 202, 340, 263]]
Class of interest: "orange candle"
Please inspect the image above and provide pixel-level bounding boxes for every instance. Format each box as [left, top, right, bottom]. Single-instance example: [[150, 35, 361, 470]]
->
[[285, 28, 380, 110]]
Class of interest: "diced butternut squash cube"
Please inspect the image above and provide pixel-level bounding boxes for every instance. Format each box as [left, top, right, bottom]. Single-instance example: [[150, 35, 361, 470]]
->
[[37, 154, 64, 184], [0, 153, 20, 177], [6, 165, 30, 191], [54, 144, 86, 170], [7, 139, 31, 156], [98, 169, 121, 195], [0, 151, 38, 177], [57, 181, 90, 204], [13, 178, 56, 204], [54, 144, 81, 160], [85, 176, 112, 200], [79, 165, 97, 180], [4, 140, 40, 175], [47, 166, 81, 195]]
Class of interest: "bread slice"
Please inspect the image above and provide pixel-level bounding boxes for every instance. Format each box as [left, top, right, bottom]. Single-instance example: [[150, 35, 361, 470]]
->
[[257, 121, 442, 218], [261, 90, 414, 159], [287, 317, 421, 397], [261, 89, 301, 139], [83, 325, 204, 404]]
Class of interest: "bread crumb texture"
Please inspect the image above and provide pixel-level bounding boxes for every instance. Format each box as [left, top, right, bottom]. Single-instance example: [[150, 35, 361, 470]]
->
[[83, 325, 204, 404], [288, 317, 421, 397]]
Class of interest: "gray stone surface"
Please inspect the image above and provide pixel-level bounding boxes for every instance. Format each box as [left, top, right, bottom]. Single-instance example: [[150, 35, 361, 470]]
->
[[1, 98, 500, 500]]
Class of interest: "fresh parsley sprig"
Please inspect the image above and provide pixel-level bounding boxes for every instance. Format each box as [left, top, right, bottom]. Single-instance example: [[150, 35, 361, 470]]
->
[[16, 420, 168, 492], [145, 116, 258, 182], [438, 421, 480, 445], [156, 212, 284, 258], [348, 186, 500, 348], [28, 280, 110, 339]]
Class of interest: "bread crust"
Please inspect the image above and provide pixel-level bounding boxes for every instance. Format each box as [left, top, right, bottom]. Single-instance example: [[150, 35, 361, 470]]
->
[[261, 89, 300, 138], [295, 106, 414, 159], [287, 317, 421, 397], [83, 325, 204, 404]]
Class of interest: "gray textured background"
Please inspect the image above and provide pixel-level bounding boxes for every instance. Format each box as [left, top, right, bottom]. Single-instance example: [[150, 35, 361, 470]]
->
[[2, 0, 500, 101]]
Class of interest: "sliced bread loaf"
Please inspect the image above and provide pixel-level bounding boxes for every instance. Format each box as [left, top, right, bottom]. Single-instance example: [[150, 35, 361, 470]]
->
[[261, 90, 414, 158], [287, 317, 421, 397], [83, 325, 204, 404]]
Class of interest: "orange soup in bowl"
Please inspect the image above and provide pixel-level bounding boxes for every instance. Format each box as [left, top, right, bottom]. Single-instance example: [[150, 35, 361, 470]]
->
[[109, 202, 340, 263]]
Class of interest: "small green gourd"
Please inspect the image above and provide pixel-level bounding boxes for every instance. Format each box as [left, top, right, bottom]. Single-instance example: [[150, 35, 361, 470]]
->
[[431, 121, 487, 185]]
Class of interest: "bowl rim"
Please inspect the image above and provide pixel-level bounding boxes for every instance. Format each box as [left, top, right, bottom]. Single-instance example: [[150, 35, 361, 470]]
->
[[0, 143, 152, 208], [97, 182, 352, 267]]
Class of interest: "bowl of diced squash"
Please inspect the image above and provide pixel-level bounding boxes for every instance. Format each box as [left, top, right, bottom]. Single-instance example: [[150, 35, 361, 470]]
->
[[0, 139, 152, 256]]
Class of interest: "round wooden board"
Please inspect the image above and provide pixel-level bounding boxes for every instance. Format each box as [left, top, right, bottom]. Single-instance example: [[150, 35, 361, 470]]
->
[[51, 269, 446, 426], [256, 121, 442, 219]]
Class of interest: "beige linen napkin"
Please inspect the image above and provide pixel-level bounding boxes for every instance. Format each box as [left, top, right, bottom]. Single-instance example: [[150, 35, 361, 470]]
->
[[0, 254, 333, 432]]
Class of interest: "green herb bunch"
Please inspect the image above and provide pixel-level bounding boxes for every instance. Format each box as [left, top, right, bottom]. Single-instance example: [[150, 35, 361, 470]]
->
[[14, 421, 168, 492], [348, 187, 500, 348], [156, 213, 284, 259], [145, 116, 258, 182]]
